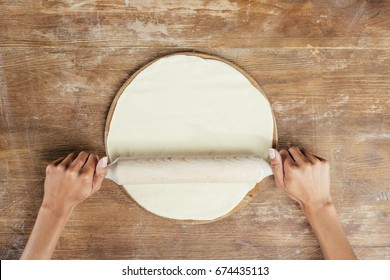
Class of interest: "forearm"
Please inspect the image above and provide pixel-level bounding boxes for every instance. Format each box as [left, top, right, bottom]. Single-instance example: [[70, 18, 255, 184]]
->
[[303, 203, 356, 260], [20, 205, 73, 260]]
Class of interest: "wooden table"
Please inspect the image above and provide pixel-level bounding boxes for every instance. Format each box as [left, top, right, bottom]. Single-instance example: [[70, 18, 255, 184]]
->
[[0, 0, 389, 259]]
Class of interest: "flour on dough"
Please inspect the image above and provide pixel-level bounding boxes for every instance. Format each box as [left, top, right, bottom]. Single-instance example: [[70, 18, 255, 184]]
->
[[106, 54, 274, 221]]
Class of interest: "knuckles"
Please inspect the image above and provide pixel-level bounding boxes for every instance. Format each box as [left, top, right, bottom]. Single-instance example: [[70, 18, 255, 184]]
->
[[321, 160, 330, 170], [46, 163, 65, 174], [45, 164, 55, 174], [64, 167, 79, 178], [80, 172, 91, 180]]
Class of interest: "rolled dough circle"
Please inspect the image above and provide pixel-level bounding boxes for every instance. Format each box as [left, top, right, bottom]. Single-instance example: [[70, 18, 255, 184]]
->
[[105, 53, 276, 222]]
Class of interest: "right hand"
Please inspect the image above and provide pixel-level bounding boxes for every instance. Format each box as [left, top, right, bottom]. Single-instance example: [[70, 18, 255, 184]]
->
[[268, 147, 332, 212]]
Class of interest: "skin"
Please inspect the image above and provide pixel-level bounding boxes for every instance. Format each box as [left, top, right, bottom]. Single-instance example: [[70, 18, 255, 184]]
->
[[269, 147, 357, 260], [20, 151, 107, 260], [21, 147, 355, 259]]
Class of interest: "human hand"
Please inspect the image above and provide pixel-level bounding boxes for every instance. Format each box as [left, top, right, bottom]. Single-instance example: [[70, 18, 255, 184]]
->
[[268, 147, 357, 259], [268, 147, 332, 212], [20, 152, 108, 259], [42, 151, 108, 215]]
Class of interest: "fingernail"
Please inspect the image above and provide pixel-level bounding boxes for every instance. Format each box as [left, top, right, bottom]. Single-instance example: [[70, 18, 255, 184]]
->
[[97, 156, 108, 169], [268, 149, 276, 159]]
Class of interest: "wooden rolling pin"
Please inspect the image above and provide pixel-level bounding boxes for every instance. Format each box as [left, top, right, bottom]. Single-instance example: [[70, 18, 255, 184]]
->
[[106, 156, 273, 185]]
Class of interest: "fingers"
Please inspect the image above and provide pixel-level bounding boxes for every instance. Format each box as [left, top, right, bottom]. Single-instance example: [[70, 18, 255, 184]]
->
[[268, 149, 285, 188], [314, 154, 327, 162], [300, 148, 319, 163], [288, 147, 309, 164], [69, 151, 89, 170], [279, 149, 295, 166], [81, 154, 99, 175], [301, 148, 328, 165], [50, 156, 65, 166], [59, 152, 77, 168], [96, 156, 108, 172], [92, 157, 108, 194]]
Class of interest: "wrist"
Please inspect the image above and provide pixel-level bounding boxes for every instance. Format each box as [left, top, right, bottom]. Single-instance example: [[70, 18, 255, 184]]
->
[[40, 201, 74, 220], [301, 199, 335, 222]]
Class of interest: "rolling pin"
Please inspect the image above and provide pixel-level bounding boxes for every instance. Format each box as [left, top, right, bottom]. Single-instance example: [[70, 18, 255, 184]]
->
[[106, 156, 273, 185]]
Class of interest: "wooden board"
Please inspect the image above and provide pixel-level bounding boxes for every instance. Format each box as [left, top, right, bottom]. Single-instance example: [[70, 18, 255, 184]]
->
[[103, 52, 277, 224], [0, 0, 389, 260]]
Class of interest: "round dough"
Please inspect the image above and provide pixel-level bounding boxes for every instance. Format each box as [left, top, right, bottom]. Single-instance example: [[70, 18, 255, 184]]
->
[[105, 53, 275, 221]]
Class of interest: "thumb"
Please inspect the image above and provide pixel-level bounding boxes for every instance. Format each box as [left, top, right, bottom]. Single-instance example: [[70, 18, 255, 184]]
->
[[268, 149, 285, 188], [92, 156, 108, 194]]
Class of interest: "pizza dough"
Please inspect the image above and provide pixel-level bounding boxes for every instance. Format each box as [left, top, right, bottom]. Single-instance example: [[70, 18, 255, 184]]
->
[[106, 54, 275, 221]]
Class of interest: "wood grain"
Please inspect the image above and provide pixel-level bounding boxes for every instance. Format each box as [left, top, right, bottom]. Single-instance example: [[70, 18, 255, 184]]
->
[[1, 0, 389, 259]]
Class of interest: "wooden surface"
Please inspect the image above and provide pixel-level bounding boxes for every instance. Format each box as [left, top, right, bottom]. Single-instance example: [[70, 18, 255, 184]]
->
[[0, 0, 389, 259]]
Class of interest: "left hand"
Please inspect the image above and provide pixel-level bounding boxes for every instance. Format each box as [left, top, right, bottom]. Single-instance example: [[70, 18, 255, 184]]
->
[[42, 151, 107, 214]]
